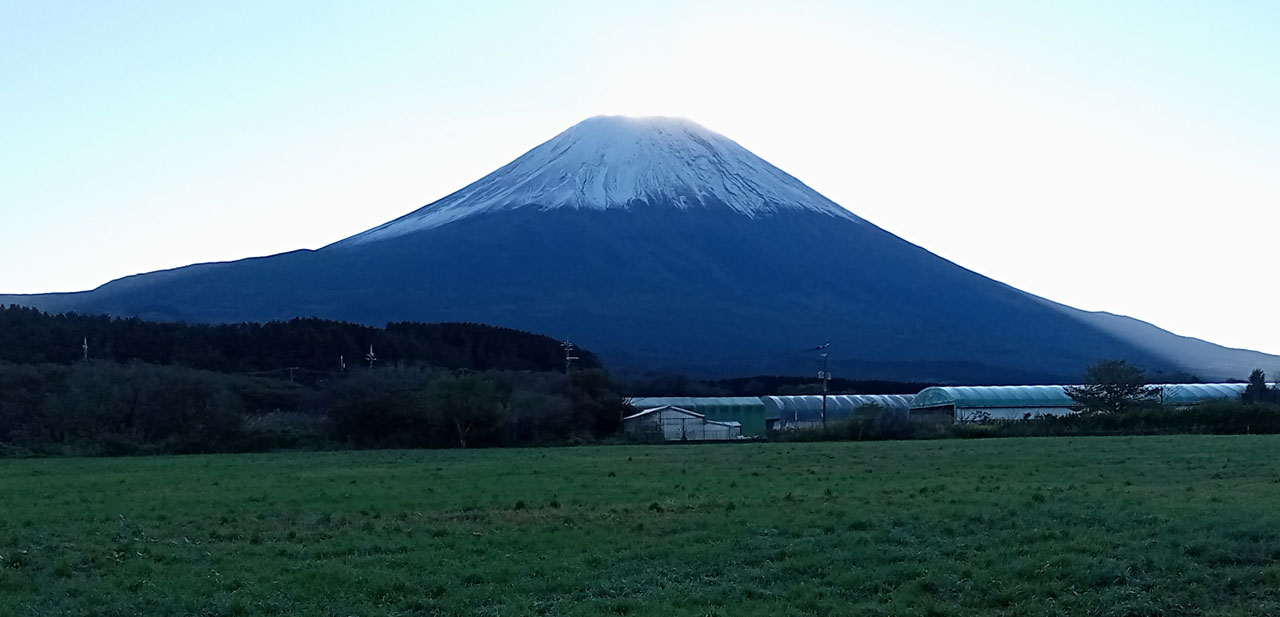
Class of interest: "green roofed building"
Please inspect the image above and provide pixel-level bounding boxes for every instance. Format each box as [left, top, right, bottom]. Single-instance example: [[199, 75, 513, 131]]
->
[[627, 397, 768, 436]]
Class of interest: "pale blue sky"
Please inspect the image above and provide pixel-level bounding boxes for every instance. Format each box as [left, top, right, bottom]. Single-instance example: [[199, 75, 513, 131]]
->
[[2, 1, 1278, 354]]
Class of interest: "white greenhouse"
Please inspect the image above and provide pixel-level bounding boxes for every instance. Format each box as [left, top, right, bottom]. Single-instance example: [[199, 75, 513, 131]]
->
[[910, 383, 1269, 423], [762, 395, 914, 429]]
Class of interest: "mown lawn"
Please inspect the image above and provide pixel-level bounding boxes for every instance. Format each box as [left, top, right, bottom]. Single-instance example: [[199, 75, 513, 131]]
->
[[2, 436, 1279, 616]]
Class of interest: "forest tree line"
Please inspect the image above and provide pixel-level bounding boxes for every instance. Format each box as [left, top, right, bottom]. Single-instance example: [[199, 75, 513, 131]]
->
[[0, 307, 627, 456], [0, 362, 630, 456], [0, 305, 599, 374]]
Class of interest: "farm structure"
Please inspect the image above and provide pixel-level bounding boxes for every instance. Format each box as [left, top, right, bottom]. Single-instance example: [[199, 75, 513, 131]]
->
[[622, 406, 742, 441], [628, 382, 1270, 432], [762, 395, 914, 429], [910, 383, 1269, 423], [627, 397, 767, 436]]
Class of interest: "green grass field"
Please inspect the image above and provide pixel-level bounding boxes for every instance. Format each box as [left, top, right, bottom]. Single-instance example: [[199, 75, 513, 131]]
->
[[3, 436, 1280, 616]]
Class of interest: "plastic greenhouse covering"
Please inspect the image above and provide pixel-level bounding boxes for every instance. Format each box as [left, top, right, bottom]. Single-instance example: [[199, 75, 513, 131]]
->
[[1155, 383, 1268, 404], [763, 395, 914, 428], [911, 386, 1075, 410], [910, 383, 1270, 422]]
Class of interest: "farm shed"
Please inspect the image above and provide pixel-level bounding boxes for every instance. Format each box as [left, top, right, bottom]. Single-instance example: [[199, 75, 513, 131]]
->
[[627, 397, 768, 436], [623, 406, 742, 441], [911, 383, 1269, 423], [762, 395, 914, 429]]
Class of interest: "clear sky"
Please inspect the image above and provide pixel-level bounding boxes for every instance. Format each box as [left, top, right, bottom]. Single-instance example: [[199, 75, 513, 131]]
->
[[3, 1, 1278, 354]]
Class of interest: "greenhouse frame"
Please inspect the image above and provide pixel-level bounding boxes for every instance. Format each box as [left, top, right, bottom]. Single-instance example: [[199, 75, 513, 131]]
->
[[762, 395, 915, 429], [910, 383, 1269, 423]]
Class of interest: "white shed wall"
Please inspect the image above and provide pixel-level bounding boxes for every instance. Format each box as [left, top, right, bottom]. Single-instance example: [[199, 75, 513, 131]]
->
[[623, 408, 742, 441]]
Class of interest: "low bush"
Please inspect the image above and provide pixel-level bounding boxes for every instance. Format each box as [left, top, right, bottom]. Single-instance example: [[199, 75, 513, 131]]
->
[[772, 404, 919, 442], [238, 411, 329, 451], [952, 401, 1280, 438]]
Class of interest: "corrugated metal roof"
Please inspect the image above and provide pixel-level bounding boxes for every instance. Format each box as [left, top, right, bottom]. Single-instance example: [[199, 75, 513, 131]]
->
[[627, 397, 766, 410], [623, 405, 702, 421]]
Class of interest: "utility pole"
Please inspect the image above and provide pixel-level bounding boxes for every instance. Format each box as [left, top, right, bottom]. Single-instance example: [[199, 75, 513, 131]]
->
[[339, 355, 346, 372], [288, 367, 298, 383], [817, 342, 831, 428], [82, 337, 89, 363], [562, 341, 578, 375], [364, 345, 377, 369]]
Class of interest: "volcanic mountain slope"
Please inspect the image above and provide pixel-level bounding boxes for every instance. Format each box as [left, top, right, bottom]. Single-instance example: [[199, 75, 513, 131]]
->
[[6, 116, 1278, 382]]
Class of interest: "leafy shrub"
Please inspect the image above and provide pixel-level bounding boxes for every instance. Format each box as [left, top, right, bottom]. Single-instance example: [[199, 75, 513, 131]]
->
[[956, 402, 1280, 438], [324, 367, 438, 447], [773, 404, 916, 442], [420, 373, 505, 448], [239, 411, 329, 451], [15, 362, 245, 454]]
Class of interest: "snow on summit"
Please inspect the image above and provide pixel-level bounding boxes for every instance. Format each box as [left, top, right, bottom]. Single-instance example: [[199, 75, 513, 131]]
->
[[339, 116, 861, 245]]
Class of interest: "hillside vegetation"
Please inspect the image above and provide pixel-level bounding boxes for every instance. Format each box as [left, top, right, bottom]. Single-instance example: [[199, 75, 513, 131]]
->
[[0, 305, 598, 373], [0, 307, 627, 455]]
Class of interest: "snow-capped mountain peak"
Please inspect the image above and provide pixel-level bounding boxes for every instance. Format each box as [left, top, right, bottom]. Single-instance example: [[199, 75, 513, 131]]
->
[[338, 115, 861, 245]]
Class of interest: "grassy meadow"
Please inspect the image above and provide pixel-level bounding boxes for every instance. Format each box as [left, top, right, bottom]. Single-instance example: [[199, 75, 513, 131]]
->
[[3, 436, 1280, 616]]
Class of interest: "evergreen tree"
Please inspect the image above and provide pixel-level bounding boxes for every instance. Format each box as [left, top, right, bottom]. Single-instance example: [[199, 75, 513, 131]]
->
[[1065, 360, 1158, 414], [1242, 369, 1277, 404]]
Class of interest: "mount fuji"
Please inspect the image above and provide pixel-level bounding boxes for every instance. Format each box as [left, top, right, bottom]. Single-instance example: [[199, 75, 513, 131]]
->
[[5, 116, 1277, 382]]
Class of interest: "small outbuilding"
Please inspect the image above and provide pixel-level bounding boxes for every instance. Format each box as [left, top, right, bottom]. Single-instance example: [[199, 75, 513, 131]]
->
[[626, 397, 767, 436], [623, 406, 743, 441]]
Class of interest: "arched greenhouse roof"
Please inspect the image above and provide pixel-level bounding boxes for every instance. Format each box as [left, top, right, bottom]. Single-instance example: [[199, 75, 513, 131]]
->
[[763, 395, 913, 414], [911, 386, 1074, 410], [763, 395, 914, 425], [1156, 383, 1261, 404], [911, 383, 1269, 410]]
